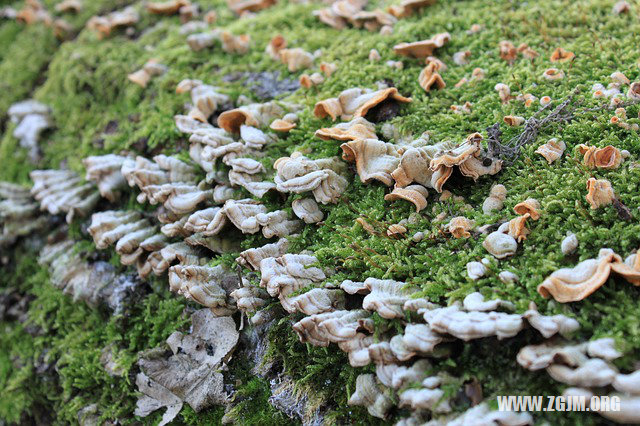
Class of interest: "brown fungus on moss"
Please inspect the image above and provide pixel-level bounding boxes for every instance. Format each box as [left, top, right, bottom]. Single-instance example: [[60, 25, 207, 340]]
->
[[393, 32, 451, 58]]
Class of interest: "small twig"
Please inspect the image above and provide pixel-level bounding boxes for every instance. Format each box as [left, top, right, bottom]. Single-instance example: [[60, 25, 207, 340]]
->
[[487, 90, 640, 166], [485, 89, 604, 164]]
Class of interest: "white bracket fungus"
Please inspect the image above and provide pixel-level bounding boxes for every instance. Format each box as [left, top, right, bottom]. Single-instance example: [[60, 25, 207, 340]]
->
[[8, 99, 53, 163]]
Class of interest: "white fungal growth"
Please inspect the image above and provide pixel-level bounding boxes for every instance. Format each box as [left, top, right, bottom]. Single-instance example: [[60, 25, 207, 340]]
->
[[259, 254, 326, 299], [274, 152, 348, 204], [189, 84, 229, 120], [281, 288, 345, 315], [424, 305, 525, 340], [8, 100, 53, 163], [0, 181, 46, 247], [498, 271, 519, 283], [548, 358, 618, 387], [186, 30, 220, 51], [229, 285, 269, 316], [343, 278, 415, 319], [184, 207, 226, 236], [255, 210, 302, 238], [30, 169, 100, 223], [236, 238, 289, 270], [483, 231, 518, 259], [482, 184, 507, 214], [348, 374, 394, 419], [292, 309, 372, 346], [168, 264, 239, 315], [240, 125, 272, 149], [613, 369, 640, 394], [561, 233, 578, 255], [398, 376, 451, 413], [292, 198, 324, 223], [376, 359, 432, 390], [83, 154, 129, 202], [462, 292, 514, 312], [466, 262, 487, 280], [38, 239, 123, 308], [146, 242, 203, 276], [389, 323, 444, 361], [494, 83, 511, 103], [431, 402, 534, 425], [523, 302, 579, 338]]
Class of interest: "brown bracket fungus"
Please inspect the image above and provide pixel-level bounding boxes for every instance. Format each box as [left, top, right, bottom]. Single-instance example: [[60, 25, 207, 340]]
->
[[393, 32, 451, 58], [228, 0, 276, 15], [578, 144, 623, 169], [550, 47, 575, 62], [265, 34, 286, 60], [86, 6, 139, 38], [270, 118, 296, 133], [147, 0, 193, 15], [503, 115, 525, 126], [386, 0, 436, 18], [537, 248, 640, 302], [218, 101, 284, 133], [279, 47, 314, 72], [446, 216, 475, 238], [384, 184, 429, 212], [341, 139, 400, 186], [543, 68, 565, 80], [314, 87, 411, 121], [498, 40, 517, 63], [315, 117, 377, 141], [513, 198, 541, 220], [585, 177, 615, 209], [299, 72, 324, 88], [535, 138, 566, 164], [418, 62, 445, 92]]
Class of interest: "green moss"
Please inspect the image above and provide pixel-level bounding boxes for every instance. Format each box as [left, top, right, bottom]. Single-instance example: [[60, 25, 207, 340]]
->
[[0, 242, 189, 424], [222, 353, 295, 426], [0, 21, 23, 61], [0, 24, 57, 118]]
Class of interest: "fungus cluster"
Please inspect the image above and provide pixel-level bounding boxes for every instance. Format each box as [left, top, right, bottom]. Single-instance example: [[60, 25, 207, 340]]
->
[[314, 0, 397, 32], [0, 182, 47, 247]]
